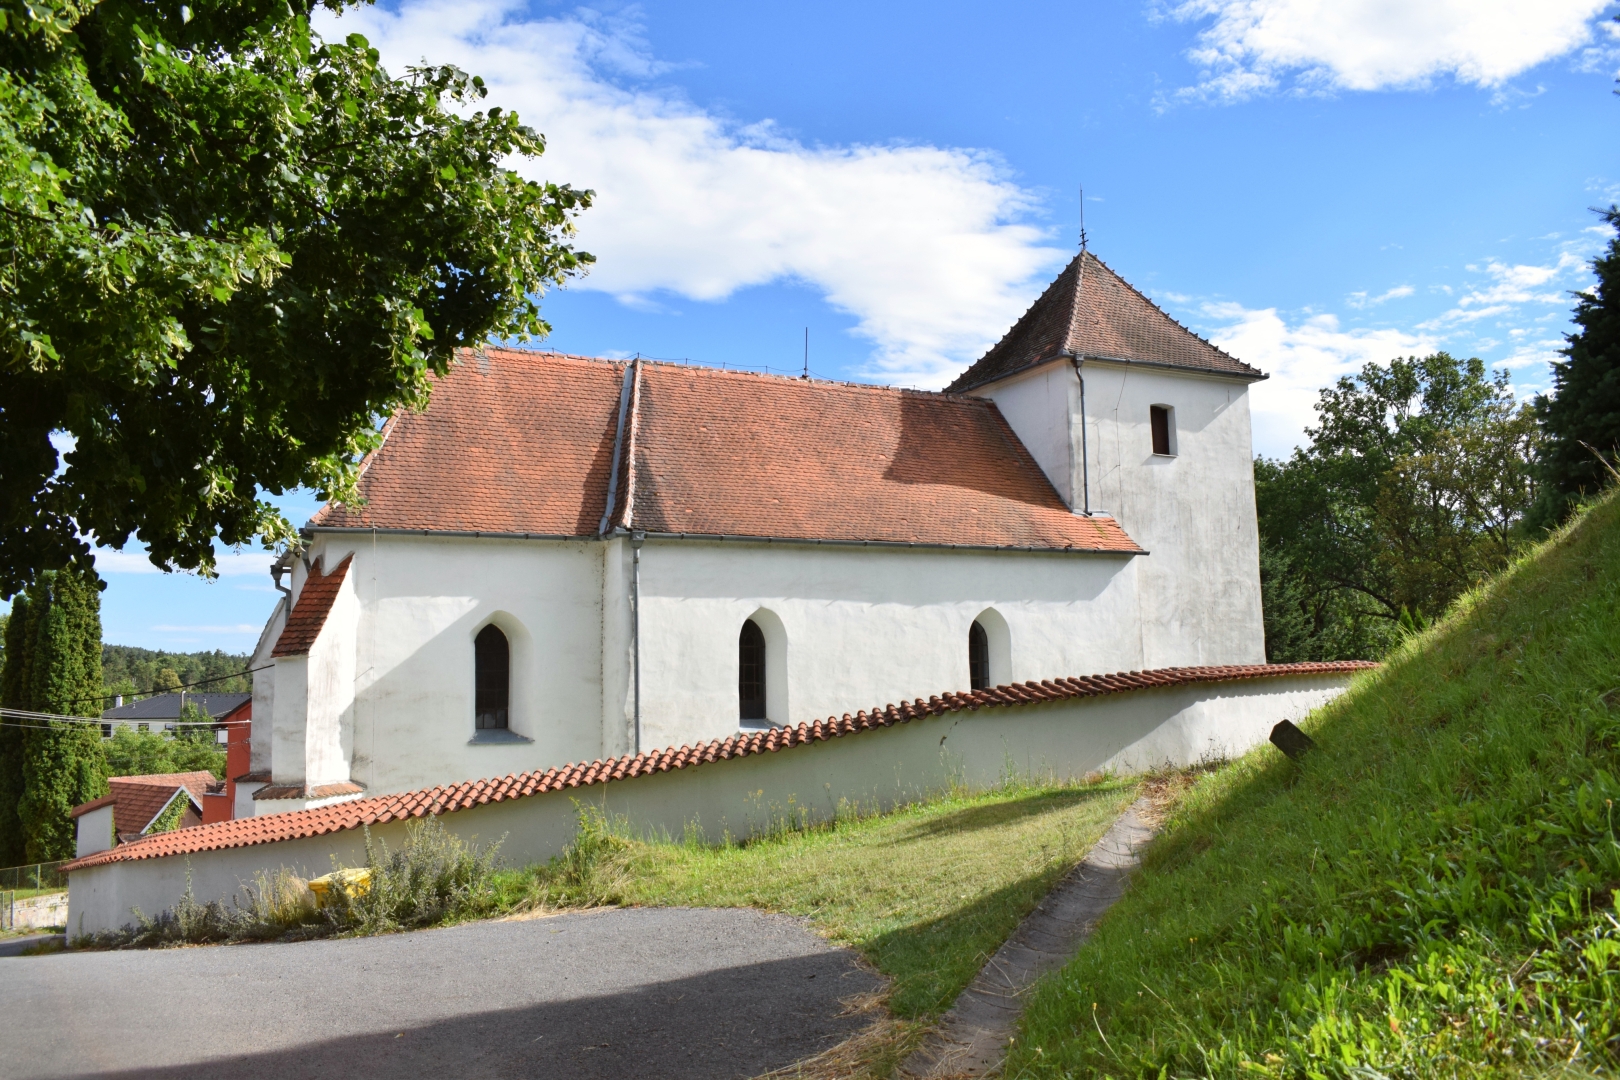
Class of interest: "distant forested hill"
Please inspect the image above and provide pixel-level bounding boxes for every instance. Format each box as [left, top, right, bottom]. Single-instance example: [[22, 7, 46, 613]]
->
[[102, 646, 253, 696]]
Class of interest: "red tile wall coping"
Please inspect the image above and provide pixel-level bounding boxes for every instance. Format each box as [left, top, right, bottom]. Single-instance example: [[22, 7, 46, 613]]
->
[[271, 555, 353, 657], [63, 661, 1375, 872]]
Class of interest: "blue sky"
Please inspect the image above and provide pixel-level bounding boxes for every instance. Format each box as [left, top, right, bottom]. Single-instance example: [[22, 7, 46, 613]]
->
[[92, 0, 1620, 652]]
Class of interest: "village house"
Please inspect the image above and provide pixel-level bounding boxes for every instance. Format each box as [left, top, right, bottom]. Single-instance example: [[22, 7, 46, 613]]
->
[[238, 251, 1269, 816], [100, 691, 250, 738], [70, 772, 218, 857]]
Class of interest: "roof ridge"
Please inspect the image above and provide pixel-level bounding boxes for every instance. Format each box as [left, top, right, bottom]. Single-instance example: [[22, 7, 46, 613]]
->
[[945, 249, 1264, 393], [1080, 252, 1251, 371], [469, 347, 998, 400], [63, 661, 1377, 872]]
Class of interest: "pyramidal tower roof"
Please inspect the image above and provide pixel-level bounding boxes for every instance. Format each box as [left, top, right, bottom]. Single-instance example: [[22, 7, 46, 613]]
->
[[945, 251, 1265, 393]]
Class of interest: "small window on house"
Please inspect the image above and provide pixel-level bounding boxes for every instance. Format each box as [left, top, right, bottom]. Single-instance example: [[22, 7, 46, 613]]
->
[[474, 624, 510, 730], [1150, 405, 1176, 456], [969, 622, 991, 691], [137, 723, 149, 734], [100, 723, 112, 739], [739, 619, 767, 722]]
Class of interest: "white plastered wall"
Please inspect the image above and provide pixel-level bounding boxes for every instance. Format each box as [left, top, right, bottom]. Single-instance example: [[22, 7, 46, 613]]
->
[[66, 671, 1360, 936], [975, 359, 1266, 669], [1081, 362, 1265, 667], [252, 530, 1145, 800], [629, 542, 1142, 754], [305, 565, 360, 787], [304, 533, 610, 798], [974, 360, 1081, 507], [247, 592, 287, 778], [74, 805, 115, 859]]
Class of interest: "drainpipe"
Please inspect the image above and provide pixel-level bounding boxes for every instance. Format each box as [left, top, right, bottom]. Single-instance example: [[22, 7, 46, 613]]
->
[[1071, 355, 1091, 516], [271, 551, 294, 619], [630, 531, 644, 756]]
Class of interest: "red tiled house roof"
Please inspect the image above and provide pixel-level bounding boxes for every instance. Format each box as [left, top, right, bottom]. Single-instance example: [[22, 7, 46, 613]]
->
[[946, 252, 1265, 393], [310, 351, 1140, 554], [271, 555, 352, 657], [71, 772, 215, 837], [63, 661, 1375, 871]]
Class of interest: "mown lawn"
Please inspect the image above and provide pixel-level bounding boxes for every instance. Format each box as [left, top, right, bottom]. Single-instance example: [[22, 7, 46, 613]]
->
[[1007, 489, 1620, 1079], [495, 777, 1137, 1019]]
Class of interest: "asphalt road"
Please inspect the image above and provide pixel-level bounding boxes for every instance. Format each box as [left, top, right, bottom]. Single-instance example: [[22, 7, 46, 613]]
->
[[0, 907, 883, 1080]]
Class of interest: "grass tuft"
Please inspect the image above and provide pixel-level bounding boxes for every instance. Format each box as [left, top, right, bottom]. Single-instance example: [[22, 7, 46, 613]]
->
[[1008, 488, 1620, 1079]]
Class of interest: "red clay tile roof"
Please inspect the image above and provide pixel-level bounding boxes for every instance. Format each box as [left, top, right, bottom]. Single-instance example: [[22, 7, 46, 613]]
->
[[308, 350, 1140, 554], [63, 661, 1374, 871], [946, 252, 1264, 393], [69, 772, 215, 837], [271, 555, 352, 658]]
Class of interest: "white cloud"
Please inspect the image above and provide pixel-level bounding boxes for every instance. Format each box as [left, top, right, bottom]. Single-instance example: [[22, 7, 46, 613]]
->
[[1197, 303, 1436, 456], [320, 1, 1066, 386], [1347, 284, 1414, 308], [1167, 0, 1609, 101], [95, 549, 275, 578], [1422, 252, 1585, 325]]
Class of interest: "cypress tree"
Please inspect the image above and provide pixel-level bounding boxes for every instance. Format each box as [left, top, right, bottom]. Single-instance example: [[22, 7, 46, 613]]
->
[[1535, 208, 1620, 522], [6, 570, 108, 862], [0, 592, 38, 865]]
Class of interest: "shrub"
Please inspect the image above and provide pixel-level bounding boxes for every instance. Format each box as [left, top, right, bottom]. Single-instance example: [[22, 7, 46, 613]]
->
[[325, 817, 505, 933]]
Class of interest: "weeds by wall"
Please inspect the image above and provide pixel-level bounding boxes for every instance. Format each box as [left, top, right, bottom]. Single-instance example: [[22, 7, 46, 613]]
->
[[73, 817, 504, 948]]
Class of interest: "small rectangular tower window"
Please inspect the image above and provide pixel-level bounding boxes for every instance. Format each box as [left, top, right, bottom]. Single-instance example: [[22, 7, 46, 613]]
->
[[1150, 405, 1176, 457]]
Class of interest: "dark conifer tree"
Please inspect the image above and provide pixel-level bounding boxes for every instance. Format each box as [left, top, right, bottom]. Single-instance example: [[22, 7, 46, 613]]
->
[[2, 570, 108, 862], [0, 592, 39, 865], [1536, 208, 1620, 521]]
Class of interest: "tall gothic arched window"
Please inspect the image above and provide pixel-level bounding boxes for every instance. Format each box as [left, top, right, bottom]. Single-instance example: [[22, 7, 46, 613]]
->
[[739, 619, 767, 722], [475, 624, 510, 730], [969, 621, 990, 691]]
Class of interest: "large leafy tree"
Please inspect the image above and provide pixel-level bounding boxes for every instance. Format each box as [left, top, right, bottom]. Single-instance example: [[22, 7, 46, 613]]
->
[[1, 0, 592, 596], [0, 568, 106, 862], [1535, 207, 1620, 522], [1257, 354, 1541, 662]]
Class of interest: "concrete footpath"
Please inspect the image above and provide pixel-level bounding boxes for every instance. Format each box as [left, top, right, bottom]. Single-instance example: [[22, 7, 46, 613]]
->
[[0, 907, 881, 1080], [901, 796, 1158, 1078]]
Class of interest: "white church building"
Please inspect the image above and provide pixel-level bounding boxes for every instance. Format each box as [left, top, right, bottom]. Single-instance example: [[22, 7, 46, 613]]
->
[[238, 251, 1270, 817]]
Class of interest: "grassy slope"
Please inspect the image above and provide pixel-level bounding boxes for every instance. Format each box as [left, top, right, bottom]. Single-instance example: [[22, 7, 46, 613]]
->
[[1010, 492, 1620, 1079], [499, 780, 1136, 1019]]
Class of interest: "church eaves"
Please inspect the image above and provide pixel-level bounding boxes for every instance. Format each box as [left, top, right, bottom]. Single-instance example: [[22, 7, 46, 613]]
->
[[309, 350, 1142, 554], [944, 251, 1265, 393]]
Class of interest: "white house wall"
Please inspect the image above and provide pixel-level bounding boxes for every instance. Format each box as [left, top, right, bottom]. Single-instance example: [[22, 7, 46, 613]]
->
[[1080, 362, 1265, 667], [975, 361, 1080, 507], [263, 533, 1145, 794], [247, 594, 287, 778], [632, 541, 1141, 754], [74, 805, 115, 859], [305, 570, 360, 788], [976, 359, 1266, 669], [307, 534, 608, 799], [66, 670, 1358, 936]]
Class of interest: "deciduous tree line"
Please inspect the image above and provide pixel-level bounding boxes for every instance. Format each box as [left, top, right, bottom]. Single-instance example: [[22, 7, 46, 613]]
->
[[1258, 211, 1620, 661]]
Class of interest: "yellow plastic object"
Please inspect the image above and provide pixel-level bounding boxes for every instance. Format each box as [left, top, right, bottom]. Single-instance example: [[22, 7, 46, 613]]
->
[[307, 867, 372, 906]]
